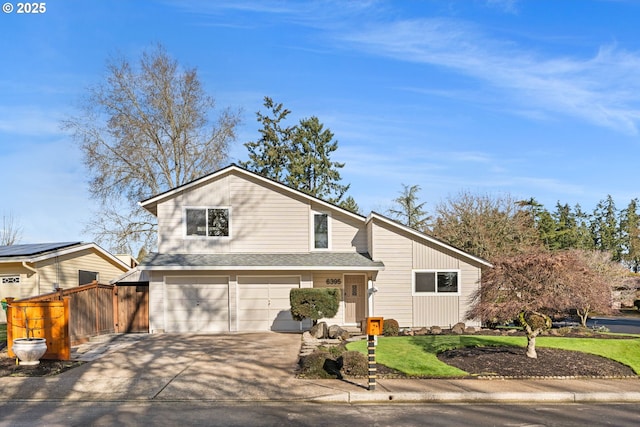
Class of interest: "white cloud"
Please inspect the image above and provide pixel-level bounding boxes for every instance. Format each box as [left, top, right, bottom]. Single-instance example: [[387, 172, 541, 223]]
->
[[341, 18, 640, 134], [0, 106, 66, 137]]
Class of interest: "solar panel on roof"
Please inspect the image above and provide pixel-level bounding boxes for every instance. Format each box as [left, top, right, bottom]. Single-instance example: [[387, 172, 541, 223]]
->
[[0, 242, 82, 257]]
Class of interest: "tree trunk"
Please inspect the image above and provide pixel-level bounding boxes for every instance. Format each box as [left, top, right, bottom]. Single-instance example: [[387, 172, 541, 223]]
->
[[577, 308, 589, 328], [526, 332, 538, 358]]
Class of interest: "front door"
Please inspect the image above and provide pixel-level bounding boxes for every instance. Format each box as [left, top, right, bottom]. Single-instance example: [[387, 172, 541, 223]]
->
[[344, 274, 365, 325]]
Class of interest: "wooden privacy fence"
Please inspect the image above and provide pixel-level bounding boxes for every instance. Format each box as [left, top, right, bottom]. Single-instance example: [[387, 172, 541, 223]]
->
[[21, 282, 116, 346], [5, 298, 71, 360], [5, 281, 149, 360]]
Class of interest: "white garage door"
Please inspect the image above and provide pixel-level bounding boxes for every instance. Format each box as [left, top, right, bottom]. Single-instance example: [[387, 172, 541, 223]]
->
[[164, 276, 229, 332], [237, 276, 301, 331]]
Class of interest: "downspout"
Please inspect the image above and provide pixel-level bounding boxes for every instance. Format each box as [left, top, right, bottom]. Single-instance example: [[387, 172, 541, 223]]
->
[[22, 261, 37, 274]]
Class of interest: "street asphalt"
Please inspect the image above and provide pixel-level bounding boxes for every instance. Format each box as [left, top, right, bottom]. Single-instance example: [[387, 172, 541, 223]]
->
[[1, 332, 639, 404]]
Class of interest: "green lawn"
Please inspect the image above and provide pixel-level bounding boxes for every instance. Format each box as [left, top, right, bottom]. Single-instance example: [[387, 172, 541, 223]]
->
[[346, 335, 640, 377]]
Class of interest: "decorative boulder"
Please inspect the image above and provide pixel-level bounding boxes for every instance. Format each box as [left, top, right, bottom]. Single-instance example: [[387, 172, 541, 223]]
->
[[430, 326, 443, 335], [328, 324, 350, 340], [309, 322, 328, 339], [451, 322, 466, 334]]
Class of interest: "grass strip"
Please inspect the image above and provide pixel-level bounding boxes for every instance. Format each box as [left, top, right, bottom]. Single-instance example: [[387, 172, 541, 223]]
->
[[346, 335, 640, 377]]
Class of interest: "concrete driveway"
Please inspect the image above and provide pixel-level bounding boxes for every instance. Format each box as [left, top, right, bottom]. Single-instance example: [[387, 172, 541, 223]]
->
[[0, 333, 358, 402]]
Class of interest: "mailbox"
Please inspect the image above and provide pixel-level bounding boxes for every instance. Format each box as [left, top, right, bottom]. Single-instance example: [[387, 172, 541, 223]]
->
[[366, 317, 384, 336]]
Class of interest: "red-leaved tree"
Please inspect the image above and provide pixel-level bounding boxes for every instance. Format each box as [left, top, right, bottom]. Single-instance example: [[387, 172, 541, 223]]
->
[[466, 250, 614, 358]]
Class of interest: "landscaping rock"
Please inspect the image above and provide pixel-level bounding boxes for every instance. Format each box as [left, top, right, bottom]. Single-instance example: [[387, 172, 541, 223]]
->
[[309, 322, 328, 339], [430, 326, 443, 335], [452, 322, 466, 334], [328, 325, 350, 340], [414, 327, 429, 336]]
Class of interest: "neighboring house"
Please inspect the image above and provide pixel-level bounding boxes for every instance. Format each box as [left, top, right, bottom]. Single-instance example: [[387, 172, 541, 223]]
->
[[0, 242, 133, 322], [137, 164, 491, 334]]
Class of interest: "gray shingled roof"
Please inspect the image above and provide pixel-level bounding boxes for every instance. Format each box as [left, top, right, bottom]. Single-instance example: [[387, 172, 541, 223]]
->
[[140, 252, 384, 270], [0, 242, 82, 258]]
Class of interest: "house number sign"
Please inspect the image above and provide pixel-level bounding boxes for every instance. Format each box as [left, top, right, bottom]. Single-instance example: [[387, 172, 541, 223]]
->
[[325, 278, 342, 285]]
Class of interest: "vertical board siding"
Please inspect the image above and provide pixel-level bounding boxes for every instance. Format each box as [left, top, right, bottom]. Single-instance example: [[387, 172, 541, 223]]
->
[[412, 296, 460, 328], [370, 222, 414, 326], [371, 218, 484, 328]]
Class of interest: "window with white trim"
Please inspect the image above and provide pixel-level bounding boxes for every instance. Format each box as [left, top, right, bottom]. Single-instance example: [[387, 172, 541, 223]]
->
[[1, 275, 20, 285], [313, 212, 330, 249], [413, 270, 460, 295], [185, 207, 230, 237]]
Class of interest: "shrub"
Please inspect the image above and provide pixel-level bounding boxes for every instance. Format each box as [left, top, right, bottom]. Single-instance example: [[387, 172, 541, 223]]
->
[[338, 351, 368, 377], [290, 288, 340, 323], [298, 350, 340, 379], [383, 318, 399, 336], [298, 344, 369, 379]]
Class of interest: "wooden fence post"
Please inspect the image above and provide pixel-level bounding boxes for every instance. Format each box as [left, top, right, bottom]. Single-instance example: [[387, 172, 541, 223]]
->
[[5, 297, 14, 349]]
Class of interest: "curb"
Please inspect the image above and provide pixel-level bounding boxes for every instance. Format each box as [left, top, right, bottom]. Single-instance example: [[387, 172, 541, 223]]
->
[[310, 392, 640, 404]]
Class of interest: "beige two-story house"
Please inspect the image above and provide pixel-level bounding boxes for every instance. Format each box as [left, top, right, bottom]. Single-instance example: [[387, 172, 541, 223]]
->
[[137, 164, 491, 333]]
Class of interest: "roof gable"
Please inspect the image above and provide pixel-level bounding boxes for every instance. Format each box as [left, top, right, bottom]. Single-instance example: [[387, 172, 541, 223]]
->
[[366, 212, 492, 268], [139, 164, 366, 222]]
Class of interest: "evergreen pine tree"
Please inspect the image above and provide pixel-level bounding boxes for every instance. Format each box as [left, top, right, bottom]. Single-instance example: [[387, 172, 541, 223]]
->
[[591, 195, 621, 260], [387, 184, 431, 231], [240, 97, 294, 181], [286, 116, 350, 204], [620, 198, 640, 272]]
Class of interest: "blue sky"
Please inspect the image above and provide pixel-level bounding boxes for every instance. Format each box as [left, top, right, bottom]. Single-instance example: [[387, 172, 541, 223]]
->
[[2, 0, 640, 245]]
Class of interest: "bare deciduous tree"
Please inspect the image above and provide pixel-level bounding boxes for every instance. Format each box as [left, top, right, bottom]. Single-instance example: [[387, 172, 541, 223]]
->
[[569, 250, 626, 326], [432, 191, 541, 261], [1, 212, 22, 246], [63, 44, 241, 254]]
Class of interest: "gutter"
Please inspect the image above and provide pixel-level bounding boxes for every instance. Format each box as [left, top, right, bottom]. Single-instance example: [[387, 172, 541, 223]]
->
[[21, 261, 37, 274]]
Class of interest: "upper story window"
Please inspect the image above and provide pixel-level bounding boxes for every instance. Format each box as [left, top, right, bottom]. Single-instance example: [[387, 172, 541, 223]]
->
[[1, 275, 20, 285], [413, 270, 460, 295], [185, 207, 230, 237], [313, 212, 330, 249]]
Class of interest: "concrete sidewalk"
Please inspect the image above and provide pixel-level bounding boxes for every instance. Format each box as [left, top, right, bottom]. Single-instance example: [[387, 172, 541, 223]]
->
[[1, 333, 639, 404]]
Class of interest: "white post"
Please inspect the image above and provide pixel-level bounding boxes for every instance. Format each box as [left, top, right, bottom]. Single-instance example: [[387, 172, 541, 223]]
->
[[367, 279, 375, 317]]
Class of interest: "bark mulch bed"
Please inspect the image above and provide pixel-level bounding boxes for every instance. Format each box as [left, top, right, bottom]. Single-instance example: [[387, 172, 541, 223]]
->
[[0, 348, 84, 378], [436, 346, 636, 378]]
